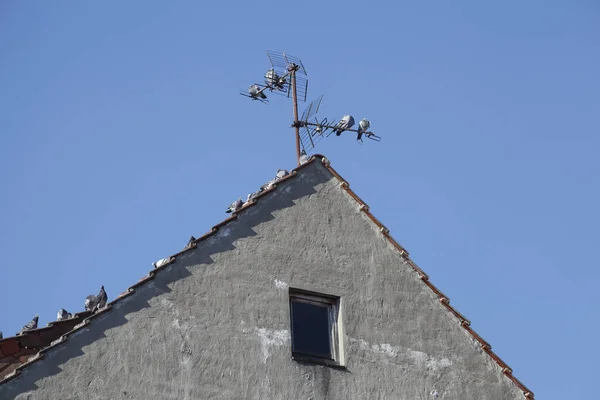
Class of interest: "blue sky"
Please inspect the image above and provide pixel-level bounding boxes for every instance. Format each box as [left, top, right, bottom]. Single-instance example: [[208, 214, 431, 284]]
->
[[1, 1, 598, 398]]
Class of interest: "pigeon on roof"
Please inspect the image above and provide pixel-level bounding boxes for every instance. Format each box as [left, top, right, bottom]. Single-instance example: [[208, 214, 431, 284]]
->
[[333, 115, 355, 136], [85, 294, 96, 312], [18, 315, 39, 335], [152, 257, 173, 268], [226, 198, 243, 214], [96, 285, 108, 310], [299, 150, 310, 165], [276, 169, 289, 179], [243, 190, 262, 207], [357, 118, 370, 141], [248, 84, 267, 100], [184, 236, 196, 250], [56, 309, 72, 321], [261, 178, 278, 191], [0, 331, 3, 339], [85, 285, 107, 312]]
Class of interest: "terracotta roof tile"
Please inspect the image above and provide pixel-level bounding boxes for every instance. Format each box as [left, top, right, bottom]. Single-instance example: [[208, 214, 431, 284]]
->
[[0, 155, 533, 398]]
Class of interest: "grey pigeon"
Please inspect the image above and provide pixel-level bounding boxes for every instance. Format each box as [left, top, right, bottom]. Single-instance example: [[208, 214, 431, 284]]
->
[[265, 68, 286, 90], [248, 84, 267, 100], [275, 169, 289, 179], [261, 178, 278, 191], [226, 198, 243, 213], [57, 308, 72, 321], [299, 150, 310, 165], [85, 294, 96, 311], [184, 236, 196, 250], [357, 118, 371, 141], [85, 285, 108, 312], [333, 115, 355, 136], [96, 285, 108, 310], [244, 190, 262, 206], [18, 315, 39, 334]]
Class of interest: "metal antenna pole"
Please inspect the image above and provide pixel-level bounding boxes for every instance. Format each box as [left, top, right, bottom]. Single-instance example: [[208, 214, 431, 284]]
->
[[290, 66, 301, 166]]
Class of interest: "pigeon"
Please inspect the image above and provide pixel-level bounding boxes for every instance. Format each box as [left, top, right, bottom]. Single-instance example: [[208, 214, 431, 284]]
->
[[248, 84, 267, 100], [85, 285, 107, 312], [357, 118, 371, 141], [275, 169, 289, 179], [152, 257, 172, 268], [243, 189, 263, 207], [18, 315, 39, 334], [226, 197, 243, 213], [184, 236, 196, 250], [265, 68, 286, 90], [261, 178, 278, 191], [333, 115, 355, 136], [57, 308, 72, 321], [0, 331, 3, 340], [96, 285, 108, 310], [85, 294, 96, 312], [299, 150, 310, 165]]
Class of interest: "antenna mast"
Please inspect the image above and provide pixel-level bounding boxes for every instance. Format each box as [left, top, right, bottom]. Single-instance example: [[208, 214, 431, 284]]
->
[[290, 64, 301, 166], [240, 51, 379, 165]]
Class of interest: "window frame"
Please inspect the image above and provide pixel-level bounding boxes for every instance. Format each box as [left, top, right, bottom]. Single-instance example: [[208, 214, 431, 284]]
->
[[288, 288, 345, 368]]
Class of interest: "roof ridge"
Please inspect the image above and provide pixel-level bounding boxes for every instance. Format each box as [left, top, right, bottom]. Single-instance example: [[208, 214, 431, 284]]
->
[[0, 155, 534, 399]]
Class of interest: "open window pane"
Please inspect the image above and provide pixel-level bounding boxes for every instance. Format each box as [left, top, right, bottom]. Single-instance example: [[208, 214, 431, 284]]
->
[[291, 300, 332, 359]]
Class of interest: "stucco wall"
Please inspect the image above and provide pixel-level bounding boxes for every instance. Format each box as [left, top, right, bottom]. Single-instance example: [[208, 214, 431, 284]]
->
[[0, 161, 523, 400]]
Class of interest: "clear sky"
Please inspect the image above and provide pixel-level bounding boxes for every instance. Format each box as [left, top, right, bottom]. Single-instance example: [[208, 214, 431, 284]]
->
[[1, 1, 598, 398]]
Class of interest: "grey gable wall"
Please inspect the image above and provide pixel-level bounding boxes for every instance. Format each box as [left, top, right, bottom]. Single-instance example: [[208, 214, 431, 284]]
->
[[0, 161, 524, 400]]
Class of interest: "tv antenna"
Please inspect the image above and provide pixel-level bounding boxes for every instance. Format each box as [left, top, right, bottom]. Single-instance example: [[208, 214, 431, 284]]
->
[[241, 51, 379, 165]]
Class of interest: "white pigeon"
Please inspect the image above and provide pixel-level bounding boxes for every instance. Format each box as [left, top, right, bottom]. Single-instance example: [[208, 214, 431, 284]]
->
[[357, 118, 371, 141], [275, 169, 289, 179], [248, 84, 267, 99], [226, 197, 243, 213], [153, 257, 172, 268], [57, 308, 72, 321], [333, 115, 355, 136], [265, 68, 286, 89], [299, 151, 310, 165]]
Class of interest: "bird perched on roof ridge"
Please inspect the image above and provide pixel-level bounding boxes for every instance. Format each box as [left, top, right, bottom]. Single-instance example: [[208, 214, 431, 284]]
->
[[275, 169, 289, 180], [57, 309, 72, 321], [299, 150, 310, 165], [96, 285, 108, 311], [152, 257, 173, 268], [226, 198, 243, 213], [0, 331, 3, 339], [248, 84, 267, 100], [18, 315, 39, 335], [333, 115, 355, 136], [244, 189, 263, 207], [184, 236, 196, 250], [261, 178, 278, 191], [357, 118, 370, 141], [85, 285, 108, 312]]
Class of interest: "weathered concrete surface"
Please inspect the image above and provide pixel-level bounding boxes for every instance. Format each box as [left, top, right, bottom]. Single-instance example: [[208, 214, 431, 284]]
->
[[0, 161, 524, 400]]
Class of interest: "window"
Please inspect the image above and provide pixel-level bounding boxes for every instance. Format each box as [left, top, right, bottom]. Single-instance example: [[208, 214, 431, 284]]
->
[[289, 288, 344, 367]]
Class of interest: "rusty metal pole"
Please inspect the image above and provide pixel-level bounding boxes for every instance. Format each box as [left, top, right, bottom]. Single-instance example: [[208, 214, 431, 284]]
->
[[290, 67, 301, 166]]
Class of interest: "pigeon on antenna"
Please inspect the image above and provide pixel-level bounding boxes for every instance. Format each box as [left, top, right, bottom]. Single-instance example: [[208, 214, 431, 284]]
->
[[241, 51, 381, 165]]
